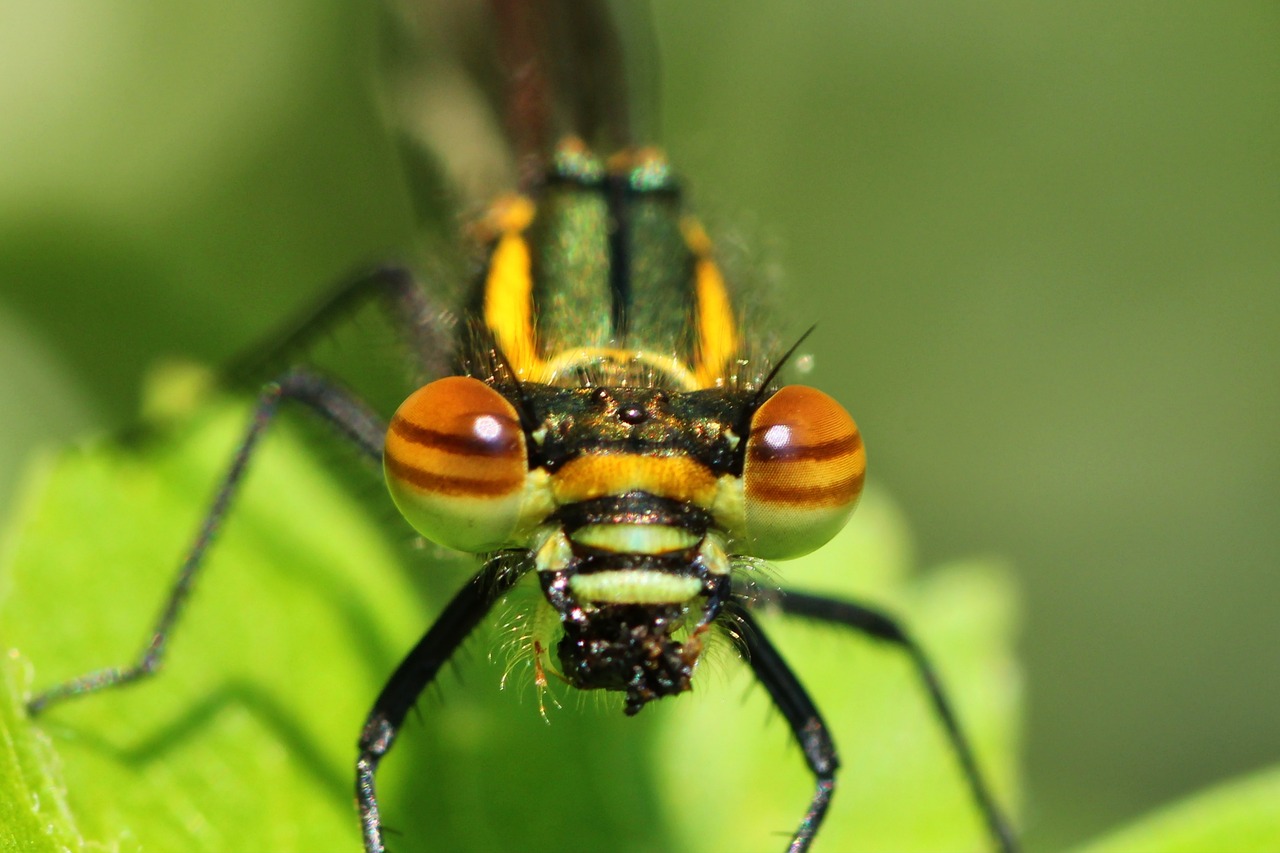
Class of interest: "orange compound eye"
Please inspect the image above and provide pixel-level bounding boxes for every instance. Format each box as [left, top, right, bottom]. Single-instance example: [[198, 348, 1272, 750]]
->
[[384, 376, 529, 553], [741, 385, 866, 561]]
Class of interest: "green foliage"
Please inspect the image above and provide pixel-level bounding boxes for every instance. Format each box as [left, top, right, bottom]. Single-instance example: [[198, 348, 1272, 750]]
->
[[1076, 765, 1280, 853], [0, 392, 1025, 851], [0, 653, 75, 852]]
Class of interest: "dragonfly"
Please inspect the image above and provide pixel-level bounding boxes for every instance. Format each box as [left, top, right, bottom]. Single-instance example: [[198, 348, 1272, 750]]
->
[[25, 2, 1017, 851]]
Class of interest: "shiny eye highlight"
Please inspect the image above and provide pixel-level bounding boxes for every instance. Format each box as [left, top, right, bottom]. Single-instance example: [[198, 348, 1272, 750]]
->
[[384, 376, 529, 552], [741, 385, 865, 560]]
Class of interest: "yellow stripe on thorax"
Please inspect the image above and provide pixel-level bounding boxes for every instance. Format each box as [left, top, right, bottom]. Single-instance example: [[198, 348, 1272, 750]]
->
[[481, 195, 543, 378], [682, 218, 739, 388]]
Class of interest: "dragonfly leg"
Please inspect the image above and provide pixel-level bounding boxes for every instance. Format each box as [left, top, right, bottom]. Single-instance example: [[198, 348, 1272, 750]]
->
[[26, 369, 386, 715], [731, 604, 839, 853], [229, 264, 455, 384], [356, 558, 521, 853], [759, 588, 1020, 853]]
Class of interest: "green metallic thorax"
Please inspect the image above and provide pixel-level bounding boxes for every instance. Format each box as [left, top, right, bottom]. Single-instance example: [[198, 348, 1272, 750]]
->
[[525, 143, 698, 367]]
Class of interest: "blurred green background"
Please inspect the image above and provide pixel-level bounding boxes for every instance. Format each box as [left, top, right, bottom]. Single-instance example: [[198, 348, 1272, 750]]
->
[[0, 2, 1276, 850]]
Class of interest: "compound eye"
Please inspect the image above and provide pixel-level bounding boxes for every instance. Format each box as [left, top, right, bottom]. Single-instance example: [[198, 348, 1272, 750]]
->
[[741, 385, 865, 560], [384, 376, 528, 553]]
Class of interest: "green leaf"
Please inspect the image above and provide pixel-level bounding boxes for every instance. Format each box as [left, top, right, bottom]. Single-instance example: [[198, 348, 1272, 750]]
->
[[1076, 765, 1280, 853], [1, 400, 430, 851], [0, 653, 78, 852], [0, 392, 1022, 852]]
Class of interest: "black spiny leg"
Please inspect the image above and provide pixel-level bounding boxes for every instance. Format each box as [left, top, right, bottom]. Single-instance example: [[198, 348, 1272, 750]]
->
[[228, 264, 455, 385], [26, 369, 386, 715], [357, 559, 523, 853], [767, 589, 1019, 853], [732, 605, 839, 853]]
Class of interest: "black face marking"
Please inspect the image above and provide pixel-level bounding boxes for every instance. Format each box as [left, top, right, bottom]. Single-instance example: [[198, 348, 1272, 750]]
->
[[541, 573, 730, 716], [552, 493, 713, 536], [519, 384, 754, 474]]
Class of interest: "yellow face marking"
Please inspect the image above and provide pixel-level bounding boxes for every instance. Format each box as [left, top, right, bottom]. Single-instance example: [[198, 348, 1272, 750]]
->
[[682, 218, 739, 388], [710, 474, 747, 543], [551, 453, 719, 506], [697, 532, 732, 576], [569, 570, 702, 605], [570, 524, 700, 554], [534, 528, 574, 573], [481, 194, 543, 378]]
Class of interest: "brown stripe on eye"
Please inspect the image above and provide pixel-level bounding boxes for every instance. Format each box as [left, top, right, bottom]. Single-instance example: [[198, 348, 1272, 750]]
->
[[745, 469, 866, 506], [747, 431, 863, 464], [385, 455, 524, 497], [390, 414, 522, 456]]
